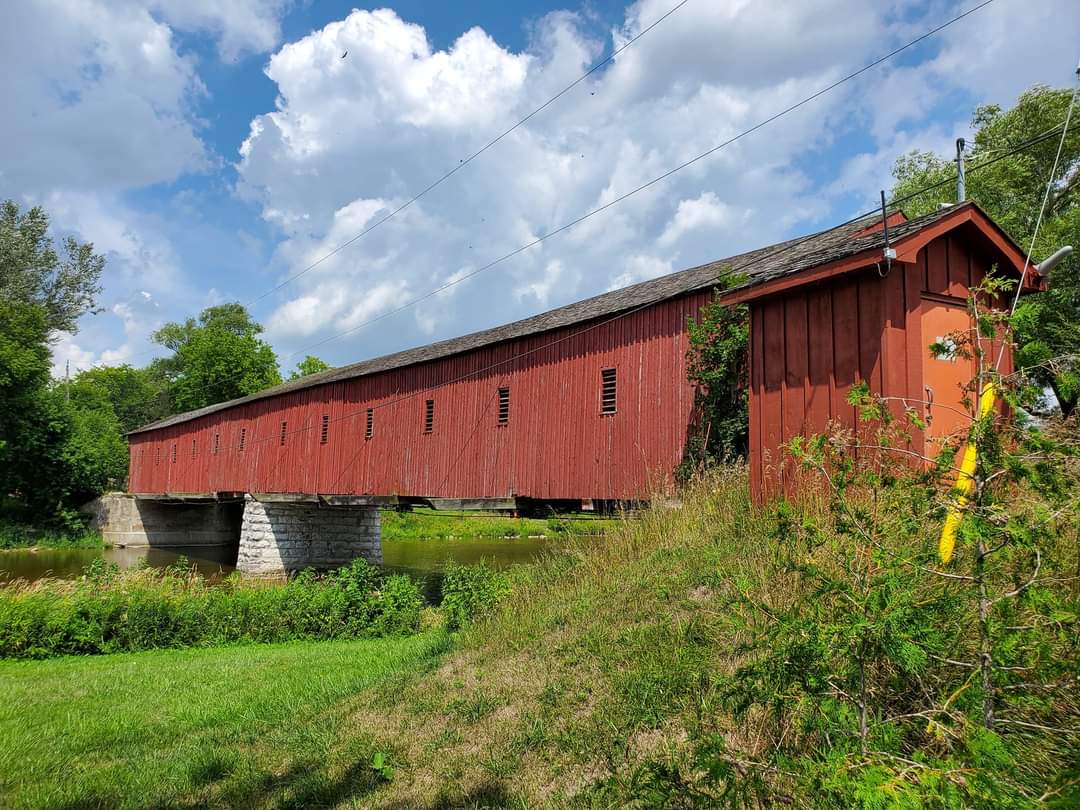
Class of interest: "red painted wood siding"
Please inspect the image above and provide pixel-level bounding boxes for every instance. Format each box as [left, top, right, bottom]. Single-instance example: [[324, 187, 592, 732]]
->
[[129, 292, 713, 500], [749, 230, 1007, 501]]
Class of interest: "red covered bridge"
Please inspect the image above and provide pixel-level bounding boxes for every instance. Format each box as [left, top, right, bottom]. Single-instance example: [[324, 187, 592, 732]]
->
[[128, 201, 1039, 509]]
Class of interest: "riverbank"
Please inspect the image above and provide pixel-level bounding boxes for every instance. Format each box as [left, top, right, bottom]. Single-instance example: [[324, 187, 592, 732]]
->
[[0, 633, 451, 808], [381, 508, 619, 541], [0, 519, 104, 550]]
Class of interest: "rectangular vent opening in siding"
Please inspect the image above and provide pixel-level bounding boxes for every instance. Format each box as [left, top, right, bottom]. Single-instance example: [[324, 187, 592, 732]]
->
[[365, 408, 374, 439], [498, 387, 510, 425], [279, 420, 287, 446], [191, 439, 196, 459], [213, 433, 220, 455], [320, 414, 329, 445], [601, 367, 617, 415], [423, 399, 434, 434], [171, 443, 177, 464], [239, 428, 247, 451]]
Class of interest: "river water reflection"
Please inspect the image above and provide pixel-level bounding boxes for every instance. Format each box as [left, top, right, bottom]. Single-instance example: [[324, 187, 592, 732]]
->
[[0, 535, 577, 601]]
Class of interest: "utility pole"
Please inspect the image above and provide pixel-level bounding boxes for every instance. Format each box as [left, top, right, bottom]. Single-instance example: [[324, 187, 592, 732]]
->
[[956, 137, 966, 202], [65, 360, 70, 402]]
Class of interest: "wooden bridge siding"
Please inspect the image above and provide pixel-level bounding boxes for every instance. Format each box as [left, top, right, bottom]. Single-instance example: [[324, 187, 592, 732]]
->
[[749, 231, 1002, 501], [128, 291, 712, 500]]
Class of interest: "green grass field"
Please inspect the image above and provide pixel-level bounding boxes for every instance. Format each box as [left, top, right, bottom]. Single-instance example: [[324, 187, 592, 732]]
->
[[0, 633, 450, 809]]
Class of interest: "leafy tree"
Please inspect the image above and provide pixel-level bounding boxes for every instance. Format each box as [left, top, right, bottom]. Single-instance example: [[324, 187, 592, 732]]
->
[[0, 204, 121, 529], [0, 200, 104, 334], [0, 300, 52, 497], [60, 397, 129, 499], [681, 274, 750, 476], [288, 355, 331, 380], [890, 85, 1080, 415], [68, 365, 170, 434], [151, 303, 281, 413]]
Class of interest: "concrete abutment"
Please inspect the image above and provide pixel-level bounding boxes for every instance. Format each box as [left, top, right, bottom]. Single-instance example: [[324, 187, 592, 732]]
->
[[81, 494, 242, 547]]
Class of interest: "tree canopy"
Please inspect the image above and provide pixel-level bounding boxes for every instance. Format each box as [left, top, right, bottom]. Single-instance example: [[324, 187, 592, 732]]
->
[[68, 365, 170, 434], [0, 200, 104, 335], [289, 355, 331, 380], [890, 85, 1080, 414], [151, 304, 282, 413]]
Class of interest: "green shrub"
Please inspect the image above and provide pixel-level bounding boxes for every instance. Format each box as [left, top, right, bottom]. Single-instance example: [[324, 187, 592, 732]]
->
[[374, 575, 424, 636], [440, 561, 511, 631], [0, 558, 429, 659]]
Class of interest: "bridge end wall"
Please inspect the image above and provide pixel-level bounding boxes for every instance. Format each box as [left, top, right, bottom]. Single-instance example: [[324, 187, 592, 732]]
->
[[81, 494, 242, 547]]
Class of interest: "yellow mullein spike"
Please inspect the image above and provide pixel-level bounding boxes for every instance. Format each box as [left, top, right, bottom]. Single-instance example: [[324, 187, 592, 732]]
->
[[938, 383, 997, 563]]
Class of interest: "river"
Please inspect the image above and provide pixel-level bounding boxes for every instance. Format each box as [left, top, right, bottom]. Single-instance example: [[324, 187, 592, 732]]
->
[[0, 535, 576, 602]]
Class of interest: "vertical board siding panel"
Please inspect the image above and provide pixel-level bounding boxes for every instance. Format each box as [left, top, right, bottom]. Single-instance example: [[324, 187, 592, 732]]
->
[[782, 294, 808, 452], [882, 263, 908, 420], [857, 273, 885, 462], [831, 281, 859, 433], [970, 248, 988, 290], [857, 274, 885, 395], [749, 306, 764, 501], [926, 237, 949, 295], [805, 287, 833, 436], [904, 260, 925, 458], [761, 299, 785, 498], [947, 235, 971, 298]]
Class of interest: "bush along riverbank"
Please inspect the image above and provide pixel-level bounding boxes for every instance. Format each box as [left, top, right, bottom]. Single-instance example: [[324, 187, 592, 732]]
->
[[0, 557, 512, 660], [0, 558, 431, 658]]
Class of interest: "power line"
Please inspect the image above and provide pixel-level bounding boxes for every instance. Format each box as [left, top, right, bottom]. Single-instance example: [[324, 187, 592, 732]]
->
[[996, 63, 1080, 371], [245, 0, 694, 306], [68, 0, 693, 381], [889, 119, 1080, 210], [124, 0, 998, 417], [262, 0, 999, 363], [158, 131, 1035, 471]]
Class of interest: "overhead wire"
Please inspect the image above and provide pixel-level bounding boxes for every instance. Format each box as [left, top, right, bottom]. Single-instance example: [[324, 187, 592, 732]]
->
[[135, 0, 1000, 414], [995, 66, 1080, 370], [283, 0, 998, 360], [69, 0, 693, 381], [90, 1, 993, 406], [245, 0, 694, 306]]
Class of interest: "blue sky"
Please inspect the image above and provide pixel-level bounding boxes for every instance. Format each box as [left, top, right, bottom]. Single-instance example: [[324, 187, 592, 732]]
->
[[2, 0, 1077, 378]]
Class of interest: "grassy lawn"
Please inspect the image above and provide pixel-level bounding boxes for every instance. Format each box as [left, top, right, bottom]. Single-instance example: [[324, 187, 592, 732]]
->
[[0, 633, 450, 809]]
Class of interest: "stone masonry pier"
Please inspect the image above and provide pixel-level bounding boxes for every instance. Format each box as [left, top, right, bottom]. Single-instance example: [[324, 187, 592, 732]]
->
[[237, 495, 382, 575]]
